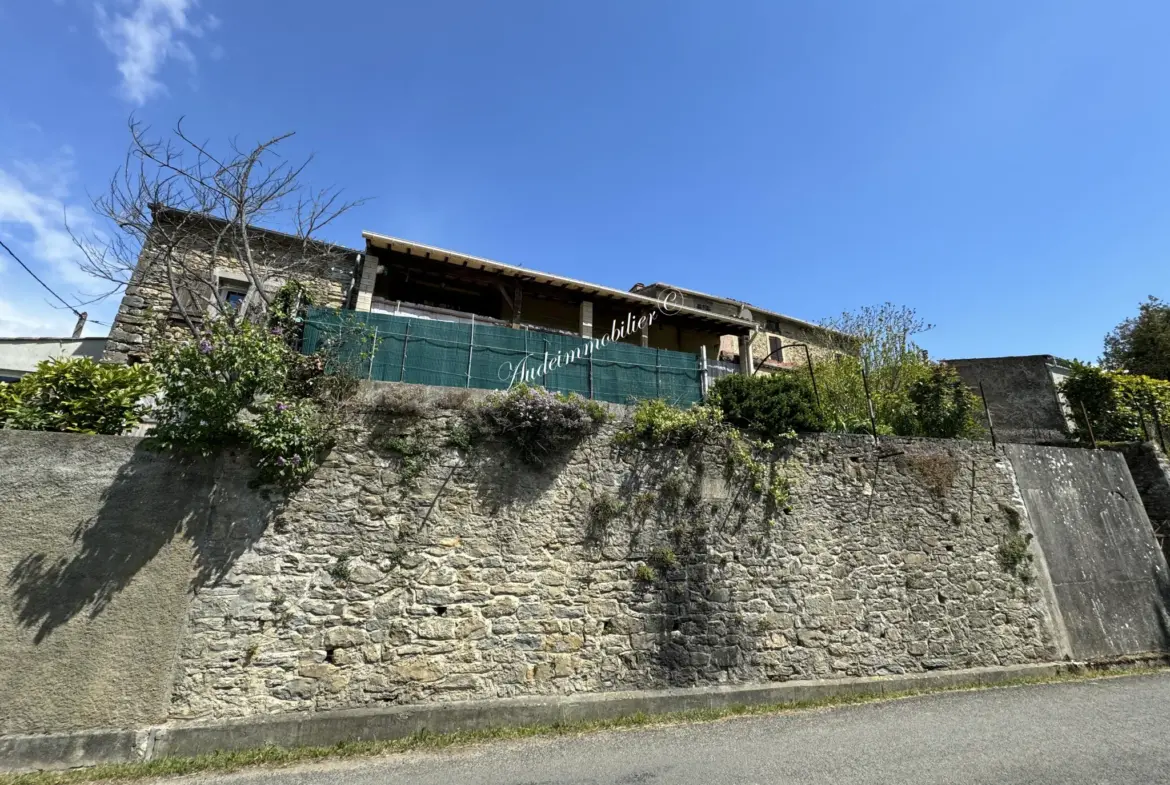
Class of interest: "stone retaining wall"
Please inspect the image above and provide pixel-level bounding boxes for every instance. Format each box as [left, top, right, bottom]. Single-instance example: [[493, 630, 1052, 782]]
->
[[165, 395, 1058, 722]]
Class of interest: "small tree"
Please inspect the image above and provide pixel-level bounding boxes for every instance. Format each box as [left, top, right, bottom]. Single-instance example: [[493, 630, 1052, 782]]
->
[[817, 303, 933, 434], [1103, 296, 1170, 381], [71, 116, 365, 336]]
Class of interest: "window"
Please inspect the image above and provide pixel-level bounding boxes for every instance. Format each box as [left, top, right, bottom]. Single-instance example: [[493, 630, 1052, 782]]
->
[[765, 319, 781, 333], [218, 280, 250, 313], [769, 335, 783, 362]]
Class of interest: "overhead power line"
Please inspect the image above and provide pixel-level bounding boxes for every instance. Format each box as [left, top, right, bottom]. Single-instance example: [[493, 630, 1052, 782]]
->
[[0, 238, 111, 331]]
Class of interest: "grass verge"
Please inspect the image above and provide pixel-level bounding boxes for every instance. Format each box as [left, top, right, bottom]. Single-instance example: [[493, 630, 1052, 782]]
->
[[2, 665, 1165, 785]]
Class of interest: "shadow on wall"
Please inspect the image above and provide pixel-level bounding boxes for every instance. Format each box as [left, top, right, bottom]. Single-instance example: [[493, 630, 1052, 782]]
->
[[5, 444, 277, 643], [611, 441, 771, 686]]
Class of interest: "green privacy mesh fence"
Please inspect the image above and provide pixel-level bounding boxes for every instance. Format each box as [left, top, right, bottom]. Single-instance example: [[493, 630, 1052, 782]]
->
[[301, 307, 703, 406]]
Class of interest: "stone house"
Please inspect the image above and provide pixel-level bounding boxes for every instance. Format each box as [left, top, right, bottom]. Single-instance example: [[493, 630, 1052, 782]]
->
[[102, 206, 360, 364], [352, 232, 757, 358]]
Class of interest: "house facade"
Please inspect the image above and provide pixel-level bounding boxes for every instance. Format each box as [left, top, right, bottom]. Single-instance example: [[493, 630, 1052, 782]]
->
[[102, 206, 359, 364], [101, 207, 850, 386]]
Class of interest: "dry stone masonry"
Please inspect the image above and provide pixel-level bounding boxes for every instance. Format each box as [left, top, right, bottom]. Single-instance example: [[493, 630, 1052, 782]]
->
[[168, 398, 1058, 722]]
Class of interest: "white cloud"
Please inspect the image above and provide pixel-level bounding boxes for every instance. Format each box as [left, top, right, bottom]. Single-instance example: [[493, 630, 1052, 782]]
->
[[95, 0, 215, 104], [0, 152, 117, 338], [0, 150, 95, 287]]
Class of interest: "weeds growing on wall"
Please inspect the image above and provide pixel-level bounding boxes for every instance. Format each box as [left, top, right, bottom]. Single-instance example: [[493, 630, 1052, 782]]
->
[[0, 357, 157, 435], [468, 383, 609, 466], [902, 453, 962, 498], [615, 398, 795, 527], [997, 506, 1034, 583], [613, 398, 724, 447]]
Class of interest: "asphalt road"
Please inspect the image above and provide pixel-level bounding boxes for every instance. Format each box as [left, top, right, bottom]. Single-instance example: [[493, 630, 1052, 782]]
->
[[179, 673, 1170, 785]]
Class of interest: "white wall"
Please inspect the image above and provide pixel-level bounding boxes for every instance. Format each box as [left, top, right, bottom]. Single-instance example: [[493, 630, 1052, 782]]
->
[[0, 337, 108, 381]]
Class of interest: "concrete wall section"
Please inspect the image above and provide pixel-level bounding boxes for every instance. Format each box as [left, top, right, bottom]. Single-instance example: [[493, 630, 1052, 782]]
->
[[1120, 443, 1170, 564], [0, 432, 204, 733], [0, 337, 107, 381], [0, 431, 277, 734], [1006, 445, 1170, 660], [947, 356, 1071, 444]]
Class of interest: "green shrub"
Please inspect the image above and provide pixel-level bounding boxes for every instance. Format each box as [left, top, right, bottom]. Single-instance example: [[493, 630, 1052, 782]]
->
[[903, 365, 983, 439], [614, 398, 723, 446], [0, 357, 157, 435], [471, 384, 609, 466], [1060, 362, 1170, 443], [710, 371, 824, 440], [150, 317, 351, 487]]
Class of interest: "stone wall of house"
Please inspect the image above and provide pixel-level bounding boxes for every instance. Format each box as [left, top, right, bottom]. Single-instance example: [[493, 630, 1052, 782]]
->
[[102, 214, 355, 364], [165, 392, 1059, 723]]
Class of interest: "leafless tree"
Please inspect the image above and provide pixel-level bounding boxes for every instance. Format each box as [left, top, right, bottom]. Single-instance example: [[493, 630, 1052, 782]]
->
[[71, 116, 366, 336]]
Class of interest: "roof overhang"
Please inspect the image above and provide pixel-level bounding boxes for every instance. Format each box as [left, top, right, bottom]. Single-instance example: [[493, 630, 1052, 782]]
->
[[634, 281, 853, 342], [363, 232, 756, 331]]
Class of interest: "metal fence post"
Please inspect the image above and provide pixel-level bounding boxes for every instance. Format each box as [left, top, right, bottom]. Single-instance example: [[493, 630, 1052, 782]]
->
[[861, 356, 878, 442], [1152, 403, 1168, 455], [399, 322, 411, 382], [655, 349, 661, 398], [368, 326, 379, 380], [466, 315, 475, 387], [1079, 400, 1097, 449], [802, 344, 822, 412], [588, 350, 594, 399], [978, 380, 997, 449], [699, 345, 709, 398]]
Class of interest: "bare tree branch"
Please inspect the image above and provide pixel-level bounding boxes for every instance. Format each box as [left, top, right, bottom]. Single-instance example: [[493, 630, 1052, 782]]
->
[[69, 115, 367, 339]]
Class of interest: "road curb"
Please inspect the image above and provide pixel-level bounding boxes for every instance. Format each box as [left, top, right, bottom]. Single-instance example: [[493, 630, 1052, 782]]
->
[[0, 663, 1072, 773]]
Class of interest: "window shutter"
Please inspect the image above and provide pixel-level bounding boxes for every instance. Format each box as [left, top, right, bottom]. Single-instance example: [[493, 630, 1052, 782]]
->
[[170, 281, 206, 323]]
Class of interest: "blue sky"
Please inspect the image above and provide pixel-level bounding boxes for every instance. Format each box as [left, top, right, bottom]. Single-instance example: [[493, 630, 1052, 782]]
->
[[1, 1, 1167, 361]]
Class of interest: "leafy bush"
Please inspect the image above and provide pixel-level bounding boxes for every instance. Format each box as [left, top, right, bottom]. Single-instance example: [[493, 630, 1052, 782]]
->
[[0, 357, 157, 435], [614, 398, 724, 446], [1060, 362, 1170, 443], [815, 356, 983, 439], [150, 317, 350, 486], [710, 371, 824, 440], [903, 365, 983, 439], [471, 384, 609, 465], [815, 354, 907, 435]]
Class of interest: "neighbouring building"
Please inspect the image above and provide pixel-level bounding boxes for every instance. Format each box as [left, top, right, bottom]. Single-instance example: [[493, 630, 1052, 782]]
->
[[943, 354, 1075, 444], [629, 282, 852, 372], [0, 337, 107, 382]]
